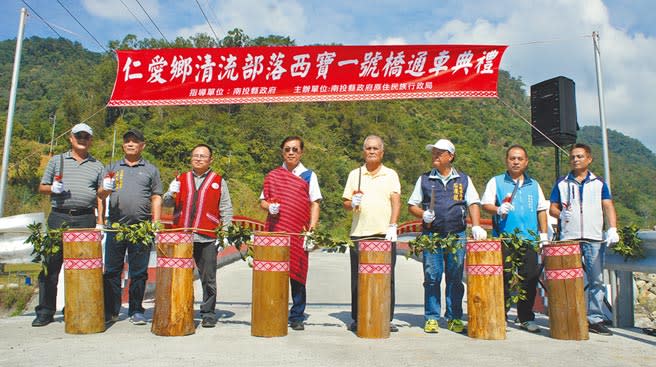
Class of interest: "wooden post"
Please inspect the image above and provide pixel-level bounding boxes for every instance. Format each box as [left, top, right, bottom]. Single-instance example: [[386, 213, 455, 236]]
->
[[251, 234, 290, 337], [151, 232, 195, 336], [63, 230, 105, 334], [543, 241, 589, 340], [357, 240, 391, 339], [466, 240, 506, 340]]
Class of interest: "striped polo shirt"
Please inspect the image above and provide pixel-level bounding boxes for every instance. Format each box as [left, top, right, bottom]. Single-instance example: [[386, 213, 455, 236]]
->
[[41, 151, 104, 210]]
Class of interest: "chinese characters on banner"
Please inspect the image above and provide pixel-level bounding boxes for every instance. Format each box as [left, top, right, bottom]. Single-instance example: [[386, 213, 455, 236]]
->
[[107, 44, 507, 106]]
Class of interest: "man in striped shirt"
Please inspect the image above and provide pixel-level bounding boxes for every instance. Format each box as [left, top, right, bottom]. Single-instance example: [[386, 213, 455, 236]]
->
[[33, 123, 110, 327]]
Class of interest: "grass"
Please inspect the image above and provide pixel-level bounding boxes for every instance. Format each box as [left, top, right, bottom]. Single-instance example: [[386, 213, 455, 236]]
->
[[0, 269, 39, 316]]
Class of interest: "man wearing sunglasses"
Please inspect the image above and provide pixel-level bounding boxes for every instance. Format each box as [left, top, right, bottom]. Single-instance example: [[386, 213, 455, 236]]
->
[[33, 123, 109, 327], [549, 143, 618, 336], [163, 144, 233, 328], [260, 136, 322, 331], [102, 128, 163, 326]]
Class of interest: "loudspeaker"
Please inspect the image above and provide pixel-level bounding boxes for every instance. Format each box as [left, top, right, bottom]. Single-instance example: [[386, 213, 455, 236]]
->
[[531, 76, 577, 147]]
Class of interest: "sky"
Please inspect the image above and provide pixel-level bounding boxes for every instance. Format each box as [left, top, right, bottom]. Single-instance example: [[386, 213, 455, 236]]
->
[[1, 0, 655, 153]]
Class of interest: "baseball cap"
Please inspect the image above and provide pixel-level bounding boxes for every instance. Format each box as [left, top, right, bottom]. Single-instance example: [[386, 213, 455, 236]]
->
[[71, 123, 93, 136], [123, 128, 145, 142], [425, 139, 455, 154]]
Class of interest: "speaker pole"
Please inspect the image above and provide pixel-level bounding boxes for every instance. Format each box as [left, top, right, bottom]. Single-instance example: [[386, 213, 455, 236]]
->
[[593, 31, 612, 192], [555, 147, 560, 182]]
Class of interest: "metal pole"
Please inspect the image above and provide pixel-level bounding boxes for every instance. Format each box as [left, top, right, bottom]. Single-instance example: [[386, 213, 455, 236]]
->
[[594, 31, 634, 327], [111, 125, 117, 162], [0, 8, 28, 217], [555, 147, 560, 182], [593, 31, 612, 191], [49, 113, 56, 155]]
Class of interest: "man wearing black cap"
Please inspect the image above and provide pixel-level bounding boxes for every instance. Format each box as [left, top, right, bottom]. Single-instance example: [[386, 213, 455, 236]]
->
[[102, 128, 163, 325]]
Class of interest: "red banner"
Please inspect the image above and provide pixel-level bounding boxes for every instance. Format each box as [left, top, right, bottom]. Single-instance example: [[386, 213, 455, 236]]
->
[[107, 44, 507, 106]]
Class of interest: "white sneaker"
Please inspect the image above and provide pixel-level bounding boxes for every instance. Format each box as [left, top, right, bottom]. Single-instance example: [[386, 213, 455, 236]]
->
[[520, 320, 539, 333], [129, 313, 147, 325]]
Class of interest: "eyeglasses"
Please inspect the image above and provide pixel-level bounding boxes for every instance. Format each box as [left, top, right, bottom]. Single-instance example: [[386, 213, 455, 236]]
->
[[192, 154, 210, 160], [283, 147, 300, 153], [73, 132, 91, 140]]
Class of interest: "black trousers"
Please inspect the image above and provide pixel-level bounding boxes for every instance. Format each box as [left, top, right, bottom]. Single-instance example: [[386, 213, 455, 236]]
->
[[35, 211, 96, 317], [193, 241, 218, 319], [349, 235, 396, 322], [503, 242, 540, 323]]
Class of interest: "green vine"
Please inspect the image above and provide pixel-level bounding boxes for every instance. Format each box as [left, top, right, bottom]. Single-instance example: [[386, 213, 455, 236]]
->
[[25, 222, 67, 275], [304, 227, 354, 253], [501, 228, 539, 308], [112, 221, 162, 248], [405, 233, 462, 259], [215, 224, 254, 261], [614, 225, 645, 262]]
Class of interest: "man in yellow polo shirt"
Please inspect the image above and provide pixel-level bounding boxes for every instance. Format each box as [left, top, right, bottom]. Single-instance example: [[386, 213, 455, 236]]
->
[[342, 135, 401, 333]]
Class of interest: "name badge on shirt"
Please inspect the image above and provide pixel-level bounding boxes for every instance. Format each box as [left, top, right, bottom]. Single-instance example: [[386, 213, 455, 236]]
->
[[211, 182, 220, 189], [453, 183, 463, 201]]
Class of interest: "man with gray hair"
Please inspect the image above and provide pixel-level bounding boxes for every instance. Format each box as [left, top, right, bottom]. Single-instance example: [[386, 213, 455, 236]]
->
[[33, 123, 110, 327], [342, 135, 401, 333]]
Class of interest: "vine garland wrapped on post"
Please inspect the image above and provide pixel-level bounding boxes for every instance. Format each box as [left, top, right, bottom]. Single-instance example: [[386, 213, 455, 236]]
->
[[613, 225, 645, 262], [112, 221, 162, 248], [303, 227, 354, 253], [215, 223, 255, 262], [26, 222, 67, 275], [405, 233, 461, 259], [500, 228, 539, 308]]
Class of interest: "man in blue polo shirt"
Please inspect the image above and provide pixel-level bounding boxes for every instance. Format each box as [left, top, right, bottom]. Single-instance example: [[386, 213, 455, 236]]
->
[[549, 143, 618, 336], [481, 145, 549, 333]]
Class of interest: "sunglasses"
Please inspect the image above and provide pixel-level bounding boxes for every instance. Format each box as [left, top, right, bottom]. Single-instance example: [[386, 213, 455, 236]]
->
[[283, 147, 300, 153], [74, 132, 91, 140]]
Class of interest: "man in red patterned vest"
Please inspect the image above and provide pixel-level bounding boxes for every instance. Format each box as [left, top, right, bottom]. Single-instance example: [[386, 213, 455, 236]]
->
[[260, 136, 322, 331], [163, 144, 233, 328]]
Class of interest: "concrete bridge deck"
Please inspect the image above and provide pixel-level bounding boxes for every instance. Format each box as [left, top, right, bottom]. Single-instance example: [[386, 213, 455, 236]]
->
[[1, 251, 654, 366]]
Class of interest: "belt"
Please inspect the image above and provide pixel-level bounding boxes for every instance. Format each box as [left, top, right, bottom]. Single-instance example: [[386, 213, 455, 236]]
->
[[52, 207, 95, 216]]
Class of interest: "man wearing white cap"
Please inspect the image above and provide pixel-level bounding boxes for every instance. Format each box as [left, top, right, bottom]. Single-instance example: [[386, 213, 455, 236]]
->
[[33, 123, 110, 327], [408, 138, 487, 334]]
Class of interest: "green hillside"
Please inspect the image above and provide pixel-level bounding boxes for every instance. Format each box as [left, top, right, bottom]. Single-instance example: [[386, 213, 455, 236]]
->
[[1, 34, 654, 234]]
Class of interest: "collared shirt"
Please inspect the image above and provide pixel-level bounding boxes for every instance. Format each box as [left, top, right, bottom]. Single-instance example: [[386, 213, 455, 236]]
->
[[408, 167, 480, 206], [259, 162, 323, 202], [342, 164, 401, 237], [482, 172, 548, 239], [550, 170, 611, 241], [481, 172, 549, 211], [106, 157, 163, 225], [41, 151, 104, 210], [163, 169, 234, 243]]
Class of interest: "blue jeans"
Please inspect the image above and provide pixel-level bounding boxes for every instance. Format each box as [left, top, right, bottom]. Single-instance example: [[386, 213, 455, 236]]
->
[[289, 279, 306, 322], [103, 231, 150, 317], [580, 241, 607, 324], [423, 231, 466, 321]]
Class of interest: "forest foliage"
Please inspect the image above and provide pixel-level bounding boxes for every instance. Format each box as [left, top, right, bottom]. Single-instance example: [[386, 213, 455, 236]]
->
[[1, 32, 654, 236]]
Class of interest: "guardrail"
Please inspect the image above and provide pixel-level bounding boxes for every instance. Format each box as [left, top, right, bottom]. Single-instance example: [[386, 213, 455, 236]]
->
[[604, 231, 656, 327]]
